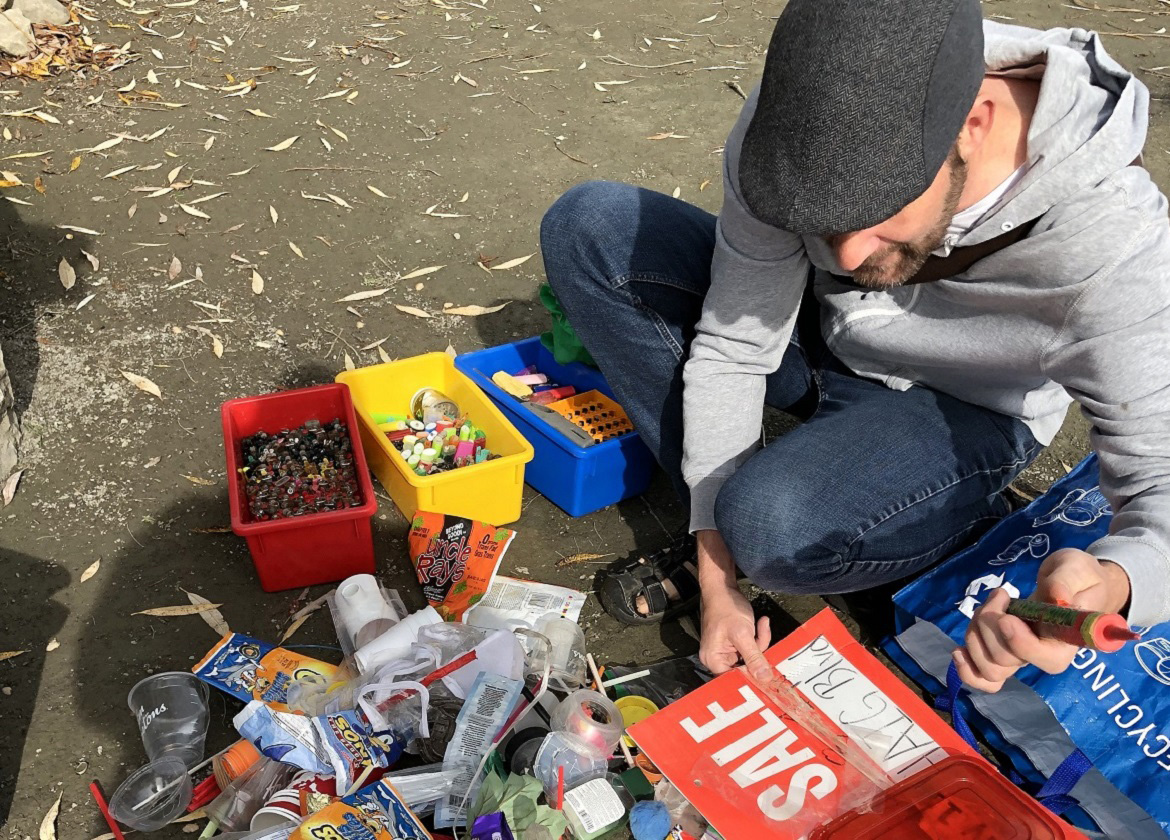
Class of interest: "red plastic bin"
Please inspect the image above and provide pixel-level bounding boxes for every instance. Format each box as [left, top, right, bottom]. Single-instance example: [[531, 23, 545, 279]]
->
[[221, 383, 378, 592]]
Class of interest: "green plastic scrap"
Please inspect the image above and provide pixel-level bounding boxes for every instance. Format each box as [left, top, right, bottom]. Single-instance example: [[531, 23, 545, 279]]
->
[[539, 284, 597, 368], [469, 772, 569, 838]]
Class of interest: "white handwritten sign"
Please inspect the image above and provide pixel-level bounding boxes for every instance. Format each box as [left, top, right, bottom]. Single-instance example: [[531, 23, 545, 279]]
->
[[778, 635, 949, 780]]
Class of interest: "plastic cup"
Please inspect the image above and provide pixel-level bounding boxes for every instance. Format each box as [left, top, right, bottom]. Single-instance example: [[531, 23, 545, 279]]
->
[[534, 616, 587, 692], [249, 786, 302, 831], [108, 756, 192, 832], [127, 672, 210, 770]]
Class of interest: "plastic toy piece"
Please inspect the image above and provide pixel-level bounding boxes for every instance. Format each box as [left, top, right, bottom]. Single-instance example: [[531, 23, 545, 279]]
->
[[546, 390, 634, 444]]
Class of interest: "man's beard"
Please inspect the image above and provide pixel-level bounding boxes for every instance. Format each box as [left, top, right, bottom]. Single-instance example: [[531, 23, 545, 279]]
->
[[850, 154, 968, 290]]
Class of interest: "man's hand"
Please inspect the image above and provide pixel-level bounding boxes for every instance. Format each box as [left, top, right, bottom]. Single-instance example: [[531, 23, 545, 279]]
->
[[695, 530, 776, 686], [955, 548, 1132, 693]]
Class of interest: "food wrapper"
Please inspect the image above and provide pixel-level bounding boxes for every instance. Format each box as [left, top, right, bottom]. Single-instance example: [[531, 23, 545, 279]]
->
[[234, 700, 333, 775], [290, 780, 432, 840], [312, 709, 402, 791], [193, 632, 336, 713], [409, 511, 516, 622]]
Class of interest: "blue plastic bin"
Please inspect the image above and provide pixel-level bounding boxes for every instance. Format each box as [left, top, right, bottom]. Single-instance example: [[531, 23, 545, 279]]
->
[[454, 338, 656, 516]]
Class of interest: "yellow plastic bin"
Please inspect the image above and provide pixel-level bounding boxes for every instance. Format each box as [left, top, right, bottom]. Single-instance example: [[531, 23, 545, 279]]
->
[[337, 353, 534, 525]]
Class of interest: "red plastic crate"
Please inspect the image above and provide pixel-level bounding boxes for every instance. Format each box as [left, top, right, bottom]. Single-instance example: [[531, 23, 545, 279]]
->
[[221, 383, 377, 592]]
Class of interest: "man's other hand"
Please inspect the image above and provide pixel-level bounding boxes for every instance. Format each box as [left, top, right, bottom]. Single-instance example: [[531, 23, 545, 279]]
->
[[955, 548, 1132, 692]]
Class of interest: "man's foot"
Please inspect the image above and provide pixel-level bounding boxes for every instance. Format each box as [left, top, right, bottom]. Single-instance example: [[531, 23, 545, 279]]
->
[[598, 532, 701, 626]]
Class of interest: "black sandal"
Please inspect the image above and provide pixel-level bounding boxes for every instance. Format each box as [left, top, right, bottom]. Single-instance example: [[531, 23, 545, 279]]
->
[[599, 533, 701, 626]]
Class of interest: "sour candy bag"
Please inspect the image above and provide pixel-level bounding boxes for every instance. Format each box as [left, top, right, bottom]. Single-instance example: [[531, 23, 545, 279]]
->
[[409, 512, 516, 622]]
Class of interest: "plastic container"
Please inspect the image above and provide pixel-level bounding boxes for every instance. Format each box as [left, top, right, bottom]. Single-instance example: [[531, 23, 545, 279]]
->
[[221, 383, 378, 592], [336, 353, 534, 525], [552, 690, 624, 757], [533, 731, 609, 800], [127, 672, 210, 770], [563, 777, 628, 839], [454, 338, 656, 516], [808, 755, 1085, 839], [108, 756, 193, 832]]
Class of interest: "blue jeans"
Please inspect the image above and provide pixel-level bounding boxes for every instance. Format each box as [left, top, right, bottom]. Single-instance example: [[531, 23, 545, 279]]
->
[[541, 181, 1042, 595]]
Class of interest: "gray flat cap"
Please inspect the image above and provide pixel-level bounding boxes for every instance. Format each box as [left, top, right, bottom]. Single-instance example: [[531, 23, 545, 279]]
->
[[739, 0, 985, 235]]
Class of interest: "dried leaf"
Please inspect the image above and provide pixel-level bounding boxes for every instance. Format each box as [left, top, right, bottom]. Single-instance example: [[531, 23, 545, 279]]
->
[[70, 156, 82, 172], [288, 241, 305, 259], [167, 165, 184, 183], [76, 294, 96, 311], [45, 638, 59, 652], [179, 204, 211, 220], [490, 253, 535, 271], [2, 469, 22, 506], [367, 185, 389, 198], [698, 13, 718, 22], [58, 225, 103, 236], [203, 136, 215, 151], [459, 192, 469, 203], [314, 89, 352, 101], [229, 166, 255, 177], [344, 352, 355, 371], [269, 205, 279, 224], [121, 370, 162, 399], [58, 258, 76, 290], [400, 264, 445, 281], [39, 793, 61, 840], [336, 288, 389, 302], [184, 590, 230, 636], [134, 603, 224, 617], [168, 256, 182, 280], [646, 132, 688, 140], [377, 345, 392, 363], [445, 302, 510, 316], [672, 186, 681, 198], [82, 250, 100, 271], [83, 136, 124, 153], [0, 650, 27, 663], [278, 612, 313, 643], [395, 304, 432, 318], [246, 108, 274, 118], [445, 342, 457, 358], [80, 559, 101, 582], [557, 552, 614, 567], [325, 193, 352, 209], [181, 473, 216, 486], [128, 202, 138, 219], [265, 135, 300, 152], [211, 334, 224, 358], [280, 590, 332, 641], [251, 270, 264, 295]]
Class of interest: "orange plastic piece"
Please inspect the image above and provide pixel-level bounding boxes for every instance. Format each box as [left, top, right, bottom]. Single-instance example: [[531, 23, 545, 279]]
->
[[546, 390, 634, 444]]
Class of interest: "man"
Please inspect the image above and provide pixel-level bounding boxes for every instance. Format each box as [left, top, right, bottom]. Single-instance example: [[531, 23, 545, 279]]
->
[[540, 0, 1170, 692]]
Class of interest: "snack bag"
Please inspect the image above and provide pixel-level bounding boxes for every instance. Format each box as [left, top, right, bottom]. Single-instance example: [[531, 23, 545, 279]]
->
[[312, 709, 402, 791], [193, 633, 337, 713], [291, 780, 431, 840], [409, 512, 516, 622]]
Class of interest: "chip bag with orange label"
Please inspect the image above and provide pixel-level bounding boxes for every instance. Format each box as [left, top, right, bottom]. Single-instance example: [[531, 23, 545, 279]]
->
[[409, 512, 516, 622], [291, 779, 431, 840], [193, 633, 336, 713]]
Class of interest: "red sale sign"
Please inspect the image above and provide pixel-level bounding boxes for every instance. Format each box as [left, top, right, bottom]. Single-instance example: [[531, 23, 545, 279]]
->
[[629, 609, 978, 839]]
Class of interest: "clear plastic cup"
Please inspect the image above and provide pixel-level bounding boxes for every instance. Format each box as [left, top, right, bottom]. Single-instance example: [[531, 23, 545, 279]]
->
[[534, 616, 587, 692], [551, 690, 623, 757], [108, 756, 192, 832], [127, 671, 210, 770]]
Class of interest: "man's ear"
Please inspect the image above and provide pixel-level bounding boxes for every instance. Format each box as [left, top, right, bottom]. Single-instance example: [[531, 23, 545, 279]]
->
[[958, 95, 995, 160]]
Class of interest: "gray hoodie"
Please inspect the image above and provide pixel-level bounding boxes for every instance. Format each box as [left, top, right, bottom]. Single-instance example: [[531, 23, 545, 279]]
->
[[682, 21, 1170, 628]]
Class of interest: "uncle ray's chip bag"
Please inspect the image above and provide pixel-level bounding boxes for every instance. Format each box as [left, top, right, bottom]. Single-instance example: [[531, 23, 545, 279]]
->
[[193, 632, 336, 713], [409, 511, 515, 622]]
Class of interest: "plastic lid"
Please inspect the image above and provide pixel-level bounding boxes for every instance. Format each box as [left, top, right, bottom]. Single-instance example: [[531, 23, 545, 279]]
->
[[809, 755, 1084, 840]]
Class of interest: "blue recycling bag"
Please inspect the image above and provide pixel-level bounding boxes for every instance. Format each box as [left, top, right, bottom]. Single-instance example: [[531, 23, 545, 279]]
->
[[886, 455, 1170, 839]]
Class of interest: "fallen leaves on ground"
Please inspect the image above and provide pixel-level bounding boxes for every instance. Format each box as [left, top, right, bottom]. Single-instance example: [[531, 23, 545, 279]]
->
[[134, 603, 225, 617], [491, 253, 535, 271], [445, 302, 509, 316], [122, 371, 162, 399], [58, 258, 76, 289], [80, 559, 101, 582], [38, 792, 61, 840], [395, 304, 432, 318], [184, 590, 230, 636], [0, 650, 28, 663], [2, 469, 23, 506]]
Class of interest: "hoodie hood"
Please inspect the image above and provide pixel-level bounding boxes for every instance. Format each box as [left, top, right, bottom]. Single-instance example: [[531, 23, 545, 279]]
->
[[963, 21, 1149, 244]]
